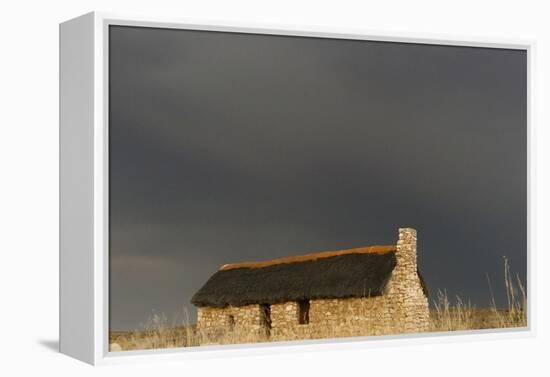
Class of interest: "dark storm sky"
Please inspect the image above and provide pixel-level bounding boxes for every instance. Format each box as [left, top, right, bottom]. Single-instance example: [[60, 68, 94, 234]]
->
[[108, 26, 527, 331]]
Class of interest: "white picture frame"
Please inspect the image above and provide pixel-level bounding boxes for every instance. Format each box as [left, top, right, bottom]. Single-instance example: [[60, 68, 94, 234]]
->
[[59, 11, 534, 365]]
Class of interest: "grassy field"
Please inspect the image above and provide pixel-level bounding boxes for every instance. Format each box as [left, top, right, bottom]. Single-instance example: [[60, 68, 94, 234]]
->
[[110, 258, 526, 351]]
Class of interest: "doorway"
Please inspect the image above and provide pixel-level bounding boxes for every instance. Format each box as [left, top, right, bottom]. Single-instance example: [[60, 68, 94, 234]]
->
[[260, 304, 271, 337]]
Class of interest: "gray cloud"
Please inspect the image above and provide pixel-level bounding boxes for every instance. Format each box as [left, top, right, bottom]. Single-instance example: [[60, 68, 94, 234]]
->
[[109, 26, 526, 331]]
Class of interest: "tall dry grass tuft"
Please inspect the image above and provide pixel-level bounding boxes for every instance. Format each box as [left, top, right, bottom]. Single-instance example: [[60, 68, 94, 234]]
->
[[110, 257, 527, 351], [431, 257, 527, 332], [430, 289, 476, 331], [488, 256, 527, 328]]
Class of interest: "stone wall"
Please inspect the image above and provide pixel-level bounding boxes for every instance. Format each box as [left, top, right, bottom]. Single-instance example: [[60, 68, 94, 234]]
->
[[270, 296, 395, 341], [196, 304, 268, 344]]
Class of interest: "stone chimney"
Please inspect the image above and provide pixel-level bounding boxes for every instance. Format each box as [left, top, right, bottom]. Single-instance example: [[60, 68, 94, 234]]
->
[[393, 227, 430, 332], [396, 227, 418, 273]]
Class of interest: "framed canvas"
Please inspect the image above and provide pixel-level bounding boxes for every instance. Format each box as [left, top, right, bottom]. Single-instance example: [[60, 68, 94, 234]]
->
[[59, 11, 533, 365]]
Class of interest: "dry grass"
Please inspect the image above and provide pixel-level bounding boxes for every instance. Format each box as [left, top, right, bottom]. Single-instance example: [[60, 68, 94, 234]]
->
[[110, 257, 527, 351], [430, 257, 527, 332]]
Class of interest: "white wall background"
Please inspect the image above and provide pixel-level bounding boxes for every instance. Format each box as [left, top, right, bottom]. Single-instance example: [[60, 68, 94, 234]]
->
[[1, 0, 548, 375]]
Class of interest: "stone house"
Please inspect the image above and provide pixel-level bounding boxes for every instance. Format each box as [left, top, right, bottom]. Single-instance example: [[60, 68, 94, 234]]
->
[[191, 228, 429, 343]]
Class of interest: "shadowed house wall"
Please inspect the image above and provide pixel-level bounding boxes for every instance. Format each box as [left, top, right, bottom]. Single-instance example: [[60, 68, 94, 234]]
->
[[193, 228, 429, 344]]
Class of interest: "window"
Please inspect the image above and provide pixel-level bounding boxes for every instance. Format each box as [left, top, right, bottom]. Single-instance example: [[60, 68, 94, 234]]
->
[[227, 315, 235, 331], [298, 300, 310, 324]]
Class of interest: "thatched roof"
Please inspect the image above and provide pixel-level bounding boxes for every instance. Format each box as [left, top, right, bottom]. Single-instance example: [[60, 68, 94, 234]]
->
[[191, 245, 427, 308], [219, 245, 396, 271]]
